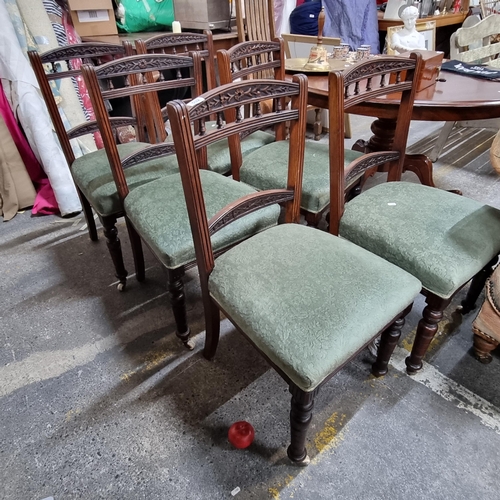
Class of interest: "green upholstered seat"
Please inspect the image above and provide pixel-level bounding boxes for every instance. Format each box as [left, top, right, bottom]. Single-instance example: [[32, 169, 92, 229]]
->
[[124, 169, 280, 269], [71, 142, 179, 217], [206, 130, 275, 175], [208, 224, 421, 392], [340, 182, 500, 299], [240, 141, 363, 213]]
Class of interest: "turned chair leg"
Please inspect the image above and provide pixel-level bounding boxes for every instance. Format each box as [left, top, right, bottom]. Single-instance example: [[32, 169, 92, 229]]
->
[[472, 332, 499, 364], [405, 295, 450, 374], [79, 189, 98, 242], [100, 215, 128, 291], [203, 299, 221, 360], [125, 218, 145, 283], [372, 314, 406, 377], [166, 267, 194, 350], [287, 385, 317, 466], [461, 257, 498, 314]]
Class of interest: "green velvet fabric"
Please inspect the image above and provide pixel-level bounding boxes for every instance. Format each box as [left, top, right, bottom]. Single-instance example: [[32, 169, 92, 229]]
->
[[240, 141, 363, 213], [124, 170, 280, 269], [206, 130, 275, 175], [72, 142, 179, 217], [340, 182, 500, 299], [209, 224, 421, 392]]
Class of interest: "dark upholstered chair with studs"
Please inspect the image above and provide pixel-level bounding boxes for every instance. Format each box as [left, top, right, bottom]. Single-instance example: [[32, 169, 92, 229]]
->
[[82, 53, 281, 349], [320, 59, 500, 375], [166, 75, 422, 464], [472, 265, 500, 363], [29, 43, 182, 290]]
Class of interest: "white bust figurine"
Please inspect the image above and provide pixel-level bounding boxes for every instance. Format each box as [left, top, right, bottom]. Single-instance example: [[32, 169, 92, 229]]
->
[[390, 5, 426, 54]]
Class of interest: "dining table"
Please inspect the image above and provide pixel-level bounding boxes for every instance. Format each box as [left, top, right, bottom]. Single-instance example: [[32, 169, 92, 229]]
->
[[289, 68, 500, 187]]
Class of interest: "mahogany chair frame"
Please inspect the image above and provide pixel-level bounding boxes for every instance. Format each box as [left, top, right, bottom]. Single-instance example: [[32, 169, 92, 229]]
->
[[329, 55, 424, 235], [219, 41, 407, 228], [328, 54, 498, 375], [217, 39, 286, 180], [134, 31, 217, 144], [135, 31, 217, 90], [28, 43, 146, 290], [82, 53, 204, 347], [166, 76, 417, 465]]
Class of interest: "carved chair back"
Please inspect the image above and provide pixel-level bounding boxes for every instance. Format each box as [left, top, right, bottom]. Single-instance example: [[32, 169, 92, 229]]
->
[[166, 75, 308, 283], [217, 39, 285, 83], [216, 39, 287, 178], [134, 32, 216, 141], [28, 43, 126, 168], [81, 52, 203, 201], [135, 31, 217, 91], [328, 53, 423, 234]]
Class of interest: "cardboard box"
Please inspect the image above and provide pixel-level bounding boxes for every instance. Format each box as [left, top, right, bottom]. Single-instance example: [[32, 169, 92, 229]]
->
[[68, 0, 118, 37]]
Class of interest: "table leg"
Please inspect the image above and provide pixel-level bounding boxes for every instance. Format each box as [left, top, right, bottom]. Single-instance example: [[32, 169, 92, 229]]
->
[[352, 117, 435, 187]]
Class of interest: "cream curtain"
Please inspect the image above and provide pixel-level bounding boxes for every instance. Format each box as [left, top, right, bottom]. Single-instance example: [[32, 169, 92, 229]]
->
[[0, 0, 81, 216]]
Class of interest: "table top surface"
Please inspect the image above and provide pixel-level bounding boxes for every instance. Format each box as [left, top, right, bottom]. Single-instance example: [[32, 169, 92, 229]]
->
[[300, 70, 500, 121]]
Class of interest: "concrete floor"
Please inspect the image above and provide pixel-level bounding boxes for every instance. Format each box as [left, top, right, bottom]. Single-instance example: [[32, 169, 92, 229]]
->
[[2, 119, 500, 500]]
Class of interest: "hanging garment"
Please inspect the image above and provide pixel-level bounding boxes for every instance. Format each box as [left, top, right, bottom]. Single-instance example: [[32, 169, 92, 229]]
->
[[0, 0, 81, 216], [321, 0, 380, 53], [0, 113, 36, 221], [0, 84, 57, 215]]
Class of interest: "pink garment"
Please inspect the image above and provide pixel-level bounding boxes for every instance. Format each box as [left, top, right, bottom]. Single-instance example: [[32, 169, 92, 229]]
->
[[0, 85, 58, 214], [62, 9, 103, 149]]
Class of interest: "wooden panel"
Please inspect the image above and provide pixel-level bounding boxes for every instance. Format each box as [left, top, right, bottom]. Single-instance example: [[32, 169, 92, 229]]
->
[[378, 11, 467, 31]]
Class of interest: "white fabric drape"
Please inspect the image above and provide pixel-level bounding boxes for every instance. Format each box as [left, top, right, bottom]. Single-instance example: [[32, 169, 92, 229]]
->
[[0, 0, 81, 216]]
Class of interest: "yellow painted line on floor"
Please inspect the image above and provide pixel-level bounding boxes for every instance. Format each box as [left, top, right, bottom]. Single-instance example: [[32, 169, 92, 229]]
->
[[266, 413, 349, 499], [314, 411, 347, 453], [268, 475, 294, 499], [65, 408, 81, 422], [120, 348, 176, 382]]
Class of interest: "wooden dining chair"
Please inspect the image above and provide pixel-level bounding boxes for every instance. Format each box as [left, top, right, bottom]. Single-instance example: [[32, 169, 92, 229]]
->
[[166, 75, 422, 464], [228, 54, 422, 227], [133, 33, 217, 146], [329, 58, 500, 375], [134, 30, 217, 92], [28, 42, 174, 291], [216, 39, 285, 179], [235, 0, 275, 45], [136, 31, 272, 176], [82, 53, 281, 349]]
